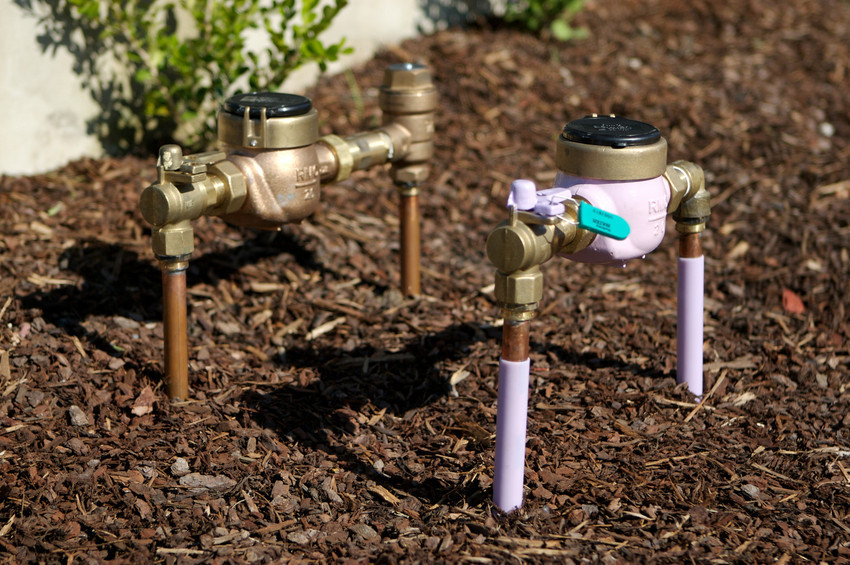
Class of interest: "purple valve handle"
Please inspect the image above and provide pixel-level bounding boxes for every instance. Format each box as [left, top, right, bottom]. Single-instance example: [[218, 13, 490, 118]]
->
[[493, 357, 530, 512], [677, 255, 704, 397], [508, 179, 539, 210]]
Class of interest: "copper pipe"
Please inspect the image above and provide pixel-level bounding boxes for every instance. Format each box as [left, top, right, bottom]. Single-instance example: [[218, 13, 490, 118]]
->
[[501, 320, 531, 362], [162, 262, 189, 399], [678, 231, 703, 258], [399, 190, 421, 296]]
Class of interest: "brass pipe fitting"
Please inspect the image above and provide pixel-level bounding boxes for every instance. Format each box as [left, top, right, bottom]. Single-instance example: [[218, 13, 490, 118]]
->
[[316, 64, 436, 187], [317, 128, 396, 184], [494, 266, 544, 320], [665, 160, 710, 225], [666, 159, 710, 261], [140, 146, 248, 257], [379, 63, 437, 185]]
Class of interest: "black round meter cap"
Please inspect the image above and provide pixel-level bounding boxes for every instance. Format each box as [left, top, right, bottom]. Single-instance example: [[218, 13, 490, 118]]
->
[[561, 115, 660, 148], [222, 92, 312, 119]]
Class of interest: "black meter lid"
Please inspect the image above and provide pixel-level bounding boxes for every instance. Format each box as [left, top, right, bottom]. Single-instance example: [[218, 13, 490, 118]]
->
[[561, 115, 660, 148], [222, 92, 312, 119]]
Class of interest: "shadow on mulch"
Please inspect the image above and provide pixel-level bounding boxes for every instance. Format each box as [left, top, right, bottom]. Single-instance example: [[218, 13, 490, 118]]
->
[[543, 344, 670, 382], [240, 323, 491, 507], [17, 228, 369, 342]]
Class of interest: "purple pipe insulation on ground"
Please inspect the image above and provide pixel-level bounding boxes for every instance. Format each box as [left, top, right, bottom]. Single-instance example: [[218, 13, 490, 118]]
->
[[493, 357, 531, 512], [677, 255, 705, 397]]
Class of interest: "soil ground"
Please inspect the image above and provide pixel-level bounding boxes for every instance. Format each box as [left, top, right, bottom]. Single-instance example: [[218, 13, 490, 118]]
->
[[1, 0, 850, 562]]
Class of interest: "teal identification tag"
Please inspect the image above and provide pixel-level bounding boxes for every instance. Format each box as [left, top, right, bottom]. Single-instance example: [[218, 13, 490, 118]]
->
[[577, 202, 630, 240]]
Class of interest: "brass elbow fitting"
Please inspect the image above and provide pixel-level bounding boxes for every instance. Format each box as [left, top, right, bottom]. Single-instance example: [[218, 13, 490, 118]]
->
[[140, 146, 248, 257], [665, 160, 710, 229]]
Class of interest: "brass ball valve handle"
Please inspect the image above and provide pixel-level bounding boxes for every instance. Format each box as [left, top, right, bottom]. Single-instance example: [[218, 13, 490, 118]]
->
[[139, 63, 436, 400]]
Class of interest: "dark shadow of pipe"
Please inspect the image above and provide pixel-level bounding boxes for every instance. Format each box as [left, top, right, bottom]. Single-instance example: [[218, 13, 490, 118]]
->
[[17, 227, 354, 353], [241, 321, 495, 507]]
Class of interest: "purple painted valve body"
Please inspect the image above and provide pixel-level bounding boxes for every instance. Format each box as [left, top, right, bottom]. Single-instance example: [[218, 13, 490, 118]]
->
[[510, 175, 672, 267]]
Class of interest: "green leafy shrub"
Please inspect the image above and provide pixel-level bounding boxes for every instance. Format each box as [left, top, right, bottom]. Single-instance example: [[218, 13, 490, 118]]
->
[[37, 0, 351, 152], [503, 0, 587, 41]]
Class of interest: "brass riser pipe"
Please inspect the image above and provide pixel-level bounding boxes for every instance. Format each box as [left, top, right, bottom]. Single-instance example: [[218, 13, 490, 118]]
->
[[678, 231, 702, 259], [162, 263, 189, 400], [501, 320, 530, 362], [399, 192, 421, 296]]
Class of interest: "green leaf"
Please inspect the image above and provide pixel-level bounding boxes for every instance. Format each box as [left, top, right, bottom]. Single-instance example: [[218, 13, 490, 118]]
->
[[56, 0, 353, 150], [134, 68, 153, 83]]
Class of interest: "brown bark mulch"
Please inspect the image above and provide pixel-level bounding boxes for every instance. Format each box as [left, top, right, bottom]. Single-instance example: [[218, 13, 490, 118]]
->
[[1, 0, 849, 562]]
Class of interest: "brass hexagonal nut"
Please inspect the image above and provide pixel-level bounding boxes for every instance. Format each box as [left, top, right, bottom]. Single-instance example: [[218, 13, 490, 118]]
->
[[391, 163, 431, 184], [673, 188, 711, 222], [152, 223, 194, 258], [382, 63, 432, 90], [495, 268, 543, 306], [207, 160, 247, 215]]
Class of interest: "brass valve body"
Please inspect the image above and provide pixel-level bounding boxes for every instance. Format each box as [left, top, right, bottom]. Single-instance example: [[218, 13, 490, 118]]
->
[[215, 93, 322, 230], [379, 63, 438, 184], [140, 147, 248, 258], [219, 147, 321, 230]]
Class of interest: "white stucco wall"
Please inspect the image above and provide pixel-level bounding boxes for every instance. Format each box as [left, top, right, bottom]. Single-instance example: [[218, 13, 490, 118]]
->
[[0, 2, 104, 176], [0, 1, 465, 176]]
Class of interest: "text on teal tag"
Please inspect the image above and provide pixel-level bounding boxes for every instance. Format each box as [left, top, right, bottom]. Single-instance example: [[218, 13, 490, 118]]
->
[[577, 202, 630, 241]]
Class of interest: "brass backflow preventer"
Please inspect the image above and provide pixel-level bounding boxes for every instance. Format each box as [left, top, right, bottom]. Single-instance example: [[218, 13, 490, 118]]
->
[[487, 114, 711, 512], [139, 63, 437, 400], [486, 115, 710, 371]]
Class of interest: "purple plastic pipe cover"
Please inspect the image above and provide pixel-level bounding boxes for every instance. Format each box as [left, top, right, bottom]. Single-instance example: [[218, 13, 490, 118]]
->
[[677, 255, 704, 397], [493, 357, 531, 512]]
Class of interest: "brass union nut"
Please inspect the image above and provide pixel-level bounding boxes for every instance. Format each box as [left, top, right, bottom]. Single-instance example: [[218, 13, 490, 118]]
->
[[494, 267, 543, 306], [673, 187, 711, 223], [391, 163, 430, 184], [152, 221, 194, 258], [206, 160, 247, 216]]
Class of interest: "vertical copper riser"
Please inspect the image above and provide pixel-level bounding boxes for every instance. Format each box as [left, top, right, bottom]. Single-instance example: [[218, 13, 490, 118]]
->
[[162, 268, 189, 399], [400, 193, 421, 296], [501, 320, 531, 362], [678, 232, 703, 258]]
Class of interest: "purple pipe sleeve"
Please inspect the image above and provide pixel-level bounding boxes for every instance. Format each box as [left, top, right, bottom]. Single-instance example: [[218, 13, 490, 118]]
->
[[493, 357, 531, 512], [677, 256, 704, 397]]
